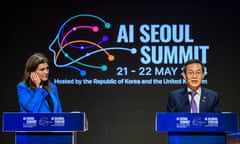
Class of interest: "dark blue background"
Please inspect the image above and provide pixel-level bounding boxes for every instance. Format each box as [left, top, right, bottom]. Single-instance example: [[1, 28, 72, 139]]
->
[[1, 1, 239, 144]]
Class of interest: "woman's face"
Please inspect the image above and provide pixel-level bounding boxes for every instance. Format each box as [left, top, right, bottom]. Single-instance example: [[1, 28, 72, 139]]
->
[[35, 62, 49, 82]]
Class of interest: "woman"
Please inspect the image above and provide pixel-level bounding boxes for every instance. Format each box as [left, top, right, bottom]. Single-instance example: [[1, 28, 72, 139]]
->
[[17, 53, 62, 112]]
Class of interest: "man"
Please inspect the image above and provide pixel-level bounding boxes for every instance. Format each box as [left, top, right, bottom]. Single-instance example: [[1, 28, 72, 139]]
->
[[166, 59, 220, 113]]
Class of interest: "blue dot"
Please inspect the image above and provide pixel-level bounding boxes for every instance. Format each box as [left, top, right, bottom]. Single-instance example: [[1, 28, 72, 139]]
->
[[105, 23, 111, 29], [101, 65, 108, 71], [80, 70, 87, 76], [131, 48, 137, 54]]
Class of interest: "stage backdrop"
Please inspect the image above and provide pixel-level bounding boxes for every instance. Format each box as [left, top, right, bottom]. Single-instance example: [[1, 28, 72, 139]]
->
[[1, 1, 240, 144]]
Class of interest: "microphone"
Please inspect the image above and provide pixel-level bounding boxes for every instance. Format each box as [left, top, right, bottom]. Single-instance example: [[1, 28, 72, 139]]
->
[[39, 81, 43, 88], [39, 81, 49, 92]]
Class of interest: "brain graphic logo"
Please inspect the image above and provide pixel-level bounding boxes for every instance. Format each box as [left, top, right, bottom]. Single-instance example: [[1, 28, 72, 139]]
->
[[48, 14, 137, 77]]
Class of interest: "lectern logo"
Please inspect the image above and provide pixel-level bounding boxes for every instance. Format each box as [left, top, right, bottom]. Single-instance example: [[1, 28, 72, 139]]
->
[[192, 117, 205, 127], [39, 117, 52, 127], [23, 116, 37, 128]]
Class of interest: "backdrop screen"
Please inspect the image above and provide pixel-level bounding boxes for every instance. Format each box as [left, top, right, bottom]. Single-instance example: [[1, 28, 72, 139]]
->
[[1, 1, 240, 144]]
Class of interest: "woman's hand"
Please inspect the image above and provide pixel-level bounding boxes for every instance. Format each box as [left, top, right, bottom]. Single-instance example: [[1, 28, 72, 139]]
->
[[30, 72, 41, 87]]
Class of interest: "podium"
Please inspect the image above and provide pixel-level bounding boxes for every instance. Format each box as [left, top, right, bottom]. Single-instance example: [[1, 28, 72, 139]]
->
[[155, 112, 238, 144], [2, 112, 88, 144]]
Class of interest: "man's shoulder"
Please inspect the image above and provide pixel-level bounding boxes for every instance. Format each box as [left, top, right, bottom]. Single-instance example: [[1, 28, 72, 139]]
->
[[202, 87, 218, 95], [170, 87, 186, 94]]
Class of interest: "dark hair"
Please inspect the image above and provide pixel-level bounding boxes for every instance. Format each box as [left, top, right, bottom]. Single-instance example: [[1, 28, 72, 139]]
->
[[22, 53, 51, 91], [182, 59, 204, 73]]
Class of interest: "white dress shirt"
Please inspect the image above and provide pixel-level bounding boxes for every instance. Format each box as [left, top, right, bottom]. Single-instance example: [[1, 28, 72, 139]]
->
[[188, 88, 201, 113]]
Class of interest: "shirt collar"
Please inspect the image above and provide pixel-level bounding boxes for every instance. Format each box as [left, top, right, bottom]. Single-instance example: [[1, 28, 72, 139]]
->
[[187, 87, 201, 94]]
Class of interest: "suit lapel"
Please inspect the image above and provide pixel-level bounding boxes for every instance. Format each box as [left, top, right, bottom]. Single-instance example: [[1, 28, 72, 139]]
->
[[183, 88, 191, 112], [199, 88, 208, 112]]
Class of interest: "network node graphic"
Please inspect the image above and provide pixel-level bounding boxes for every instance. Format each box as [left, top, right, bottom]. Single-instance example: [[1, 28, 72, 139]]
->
[[48, 14, 137, 76]]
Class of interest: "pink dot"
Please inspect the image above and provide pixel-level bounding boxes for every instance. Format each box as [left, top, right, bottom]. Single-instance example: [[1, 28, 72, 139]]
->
[[72, 27, 77, 31], [92, 26, 99, 32]]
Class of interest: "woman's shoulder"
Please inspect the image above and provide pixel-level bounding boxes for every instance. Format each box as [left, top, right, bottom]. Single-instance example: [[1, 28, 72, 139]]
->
[[17, 82, 27, 87], [50, 82, 58, 89]]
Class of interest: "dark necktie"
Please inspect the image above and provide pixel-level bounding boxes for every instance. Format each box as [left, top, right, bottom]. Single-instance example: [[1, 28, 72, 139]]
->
[[190, 91, 197, 113]]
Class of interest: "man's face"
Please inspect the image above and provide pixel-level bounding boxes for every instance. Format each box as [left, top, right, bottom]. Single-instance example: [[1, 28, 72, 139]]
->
[[182, 63, 205, 91]]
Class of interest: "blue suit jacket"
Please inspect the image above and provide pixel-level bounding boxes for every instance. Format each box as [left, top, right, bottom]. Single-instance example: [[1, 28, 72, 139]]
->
[[166, 87, 220, 112], [17, 82, 62, 112]]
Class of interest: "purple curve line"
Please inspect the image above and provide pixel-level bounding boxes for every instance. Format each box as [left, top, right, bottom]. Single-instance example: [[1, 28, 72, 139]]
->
[[60, 25, 99, 47]]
